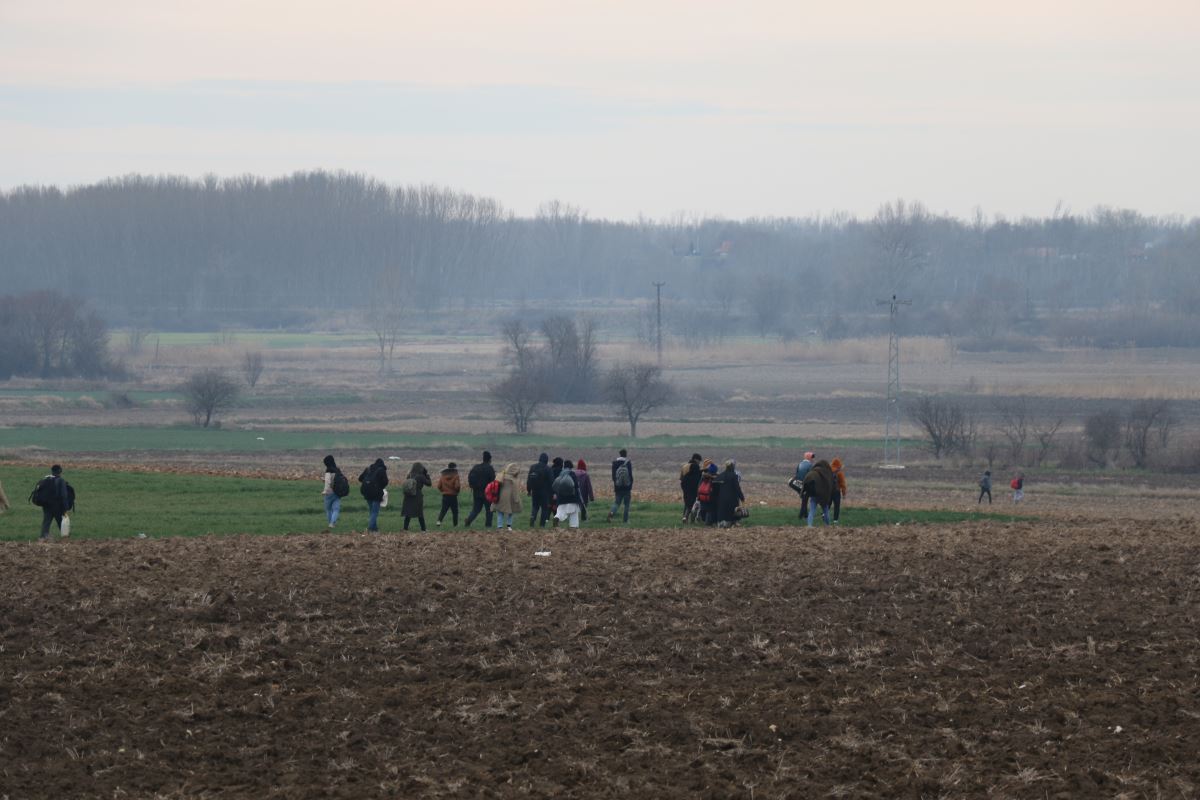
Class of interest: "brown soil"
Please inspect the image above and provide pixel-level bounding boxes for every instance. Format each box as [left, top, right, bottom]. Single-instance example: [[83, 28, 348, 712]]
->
[[4, 521, 1200, 798]]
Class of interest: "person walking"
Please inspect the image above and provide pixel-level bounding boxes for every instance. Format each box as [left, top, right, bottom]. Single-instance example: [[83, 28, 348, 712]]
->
[[463, 451, 496, 528], [802, 459, 835, 527], [680, 452, 703, 523], [1011, 472, 1025, 503], [321, 454, 348, 531], [788, 451, 815, 520], [401, 462, 432, 531], [358, 458, 389, 533], [697, 461, 719, 525], [526, 452, 553, 528], [714, 460, 745, 528], [32, 464, 73, 541], [552, 460, 583, 528], [978, 470, 992, 504], [830, 458, 848, 524], [574, 458, 596, 521], [494, 462, 522, 531], [607, 448, 634, 524], [435, 462, 461, 527]]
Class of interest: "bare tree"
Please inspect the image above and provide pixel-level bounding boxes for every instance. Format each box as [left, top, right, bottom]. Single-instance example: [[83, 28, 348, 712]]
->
[[1031, 415, 1064, 466], [366, 273, 404, 374], [994, 398, 1029, 465], [242, 351, 265, 388], [1084, 410, 1122, 467], [182, 368, 240, 428], [744, 274, 789, 339], [501, 319, 537, 371], [871, 199, 930, 295], [604, 362, 674, 438], [539, 315, 598, 402], [908, 395, 973, 459], [490, 370, 548, 434], [1126, 399, 1172, 468]]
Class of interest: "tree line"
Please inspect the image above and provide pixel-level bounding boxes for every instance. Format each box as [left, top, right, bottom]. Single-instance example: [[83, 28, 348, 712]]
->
[[3, 172, 1200, 343]]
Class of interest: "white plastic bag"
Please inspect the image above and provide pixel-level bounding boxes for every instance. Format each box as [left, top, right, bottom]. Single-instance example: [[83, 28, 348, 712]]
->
[[380, 489, 389, 508], [60, 514, 71, 538]]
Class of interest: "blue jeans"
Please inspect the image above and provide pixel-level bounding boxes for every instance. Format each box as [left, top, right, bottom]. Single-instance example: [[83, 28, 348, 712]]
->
[[610, 489, 631, 522], [807, 501, 830, 527], [367, 500, 381, 531], [323, 494, 341, 526], [496, 512, 512, 529]]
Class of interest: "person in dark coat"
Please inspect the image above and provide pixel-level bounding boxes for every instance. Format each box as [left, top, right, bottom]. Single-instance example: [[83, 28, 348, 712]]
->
[[526, 452, 553, 528], [574, 458, 596, 521], [358, 458, 389, 533], [802, 459, 835, 527], [464, 451, 496, 528], [35, 464, 72, 541], [401, 462, 432, 531], [607, 448, 634, 524], [680, 452, 703, 522], [715, 459, 745, 528]]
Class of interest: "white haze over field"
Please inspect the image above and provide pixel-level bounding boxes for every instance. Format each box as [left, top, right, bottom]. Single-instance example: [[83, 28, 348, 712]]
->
[[1, 0, 1198, 220]]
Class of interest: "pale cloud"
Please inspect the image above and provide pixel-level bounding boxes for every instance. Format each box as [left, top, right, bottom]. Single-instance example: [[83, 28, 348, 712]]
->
[[1, 0, 1198, 218]]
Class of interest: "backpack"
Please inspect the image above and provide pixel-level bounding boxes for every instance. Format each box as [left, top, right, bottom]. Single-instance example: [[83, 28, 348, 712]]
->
[[30, 476, 58, 508], [332, 471, 350, 498], [360, 469, 383, 501], [697, 475, 714, 504], [484, 479, 501, 505], [552, 471, 576, 500], [680, 462, 691, 479], [614, 462, 632, 489], [402, 477, 420, 497], [1010, 477, 1020, 490]]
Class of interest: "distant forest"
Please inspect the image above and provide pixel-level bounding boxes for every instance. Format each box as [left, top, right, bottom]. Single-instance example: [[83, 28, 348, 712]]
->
[[3, 171, 1199, 346]]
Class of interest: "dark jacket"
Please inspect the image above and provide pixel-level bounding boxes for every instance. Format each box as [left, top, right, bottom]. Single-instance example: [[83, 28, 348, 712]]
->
[[401, 463, 432, 517], [575, 469, 595, 506], [681, 460, 702, 499], [611, 457, 634, 489], [358, 459, 389, 501], [803, 460, 836, 507], [467, 460, 496, 496], [715, 467, 744, 523], [526, 453, 553, 499]]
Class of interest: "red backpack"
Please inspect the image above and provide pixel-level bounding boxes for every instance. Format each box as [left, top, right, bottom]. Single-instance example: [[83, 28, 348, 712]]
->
[[484, 479, 501, 504], [697, 475, 714, 504]]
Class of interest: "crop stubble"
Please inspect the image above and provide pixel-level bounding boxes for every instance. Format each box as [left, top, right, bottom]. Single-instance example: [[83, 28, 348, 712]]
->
[[2, 520, 1199, 798]]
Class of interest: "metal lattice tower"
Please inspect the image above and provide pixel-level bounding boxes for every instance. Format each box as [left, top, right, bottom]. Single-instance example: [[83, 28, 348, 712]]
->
[[653, 281, 666, 363], [878, 294, 911, 465]]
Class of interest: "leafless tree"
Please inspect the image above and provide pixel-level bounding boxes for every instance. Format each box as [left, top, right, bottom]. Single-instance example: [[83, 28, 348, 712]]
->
[[604, 362, 674, 438], [908, 395, 973, 459], [1031, 416, 1064, 466], [501, 320, 537, 371], [182, 368, 240, 428], [745, 274, 789, 339], [980, 439, 1000, 469], [490, 370, 548, 434], [539, 315, 597, 402], [1084, 410, 1122, 467], [366, 272, 404, 374], [242, 351, 265, 388], [871, 199, 930, 295], [1126, 399, 1172, 468], [994, 398, 1029, 464]]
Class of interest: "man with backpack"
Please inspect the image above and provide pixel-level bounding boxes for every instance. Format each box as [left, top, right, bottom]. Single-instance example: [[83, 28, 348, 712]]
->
[[358, 458, 389, 533], [321, 454, 350, 531], [552, 460, 583, 528], [607, 448, 634, 524], [463, 451, 496, 528], [31, 464, 73, 541]]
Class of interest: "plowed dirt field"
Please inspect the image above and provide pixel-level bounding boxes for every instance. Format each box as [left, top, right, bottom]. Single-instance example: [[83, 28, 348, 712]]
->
[[3, 521, 1200, 798]]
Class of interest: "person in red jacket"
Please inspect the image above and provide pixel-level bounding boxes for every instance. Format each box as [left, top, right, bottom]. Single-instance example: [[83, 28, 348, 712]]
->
[[829, 458, 848, 524]]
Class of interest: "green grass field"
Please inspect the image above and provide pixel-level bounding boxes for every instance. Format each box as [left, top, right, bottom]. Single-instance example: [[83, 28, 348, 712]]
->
[[0, 425, 917, 454], [0, 466, 1022, 541]]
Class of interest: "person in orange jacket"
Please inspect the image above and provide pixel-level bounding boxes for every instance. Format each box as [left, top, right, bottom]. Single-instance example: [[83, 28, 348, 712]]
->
[[435, 462, 461, 527], [829, 458, 848, 524]]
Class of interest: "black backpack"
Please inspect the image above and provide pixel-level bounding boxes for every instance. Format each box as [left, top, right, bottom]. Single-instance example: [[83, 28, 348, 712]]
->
[[360, 468, 384, 501], [552, 471, 576, 500], [332, 471, 350, 498], [30, 476, 58, 508]]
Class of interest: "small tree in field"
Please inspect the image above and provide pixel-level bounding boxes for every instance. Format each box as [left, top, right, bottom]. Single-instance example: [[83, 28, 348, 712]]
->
[[490, 369, 548, 434], [182, 368, 240, 428], [1084, 410, 1122, 466], [604, 362, 674, 438], [909, 395, 973, 459], [1125, 398, 1172, 468], [242, 351, 265, 388]]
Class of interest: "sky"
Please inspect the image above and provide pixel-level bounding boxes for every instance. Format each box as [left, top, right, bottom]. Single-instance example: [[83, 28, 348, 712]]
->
[[1, 0, 1198, 220]]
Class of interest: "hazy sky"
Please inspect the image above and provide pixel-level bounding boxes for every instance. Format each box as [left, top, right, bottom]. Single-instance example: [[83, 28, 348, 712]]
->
[[2, 0, 1197, 220]]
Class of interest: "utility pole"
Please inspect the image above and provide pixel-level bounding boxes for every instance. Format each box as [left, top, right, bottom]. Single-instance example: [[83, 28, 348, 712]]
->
[[877, 294, 912, 465], [653, 281, 666, 363]]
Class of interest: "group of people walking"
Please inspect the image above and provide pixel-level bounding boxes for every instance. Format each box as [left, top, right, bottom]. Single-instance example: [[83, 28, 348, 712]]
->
[[320, 450, 629, 533], [320, 448, 851, 532]]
